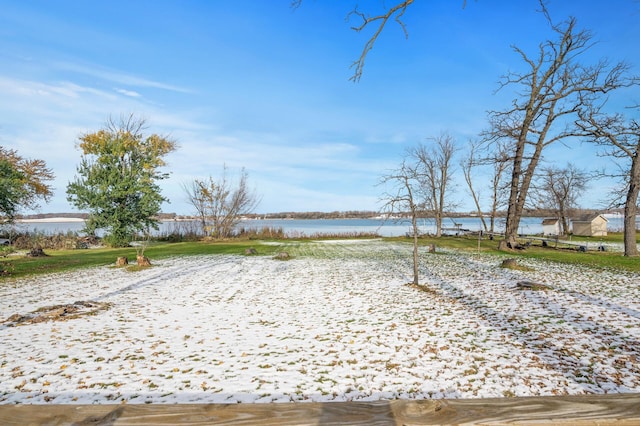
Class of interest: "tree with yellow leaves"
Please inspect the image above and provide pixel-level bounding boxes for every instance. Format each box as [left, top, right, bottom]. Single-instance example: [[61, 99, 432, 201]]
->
[[66, 115, 177, 247], [0, 146, 54, 223]]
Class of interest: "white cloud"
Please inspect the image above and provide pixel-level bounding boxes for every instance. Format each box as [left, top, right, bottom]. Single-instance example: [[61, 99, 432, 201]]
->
[[114, 88, 141, 98], [0, 77, 117, 102], [53, 61, 192, 94]]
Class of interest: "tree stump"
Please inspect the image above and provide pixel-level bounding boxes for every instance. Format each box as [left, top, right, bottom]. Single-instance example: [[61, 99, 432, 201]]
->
[[26, 246, 47, 257], [428, 244, 436, 253], [500, 258, 519, 269], [500, 258, 533, 272], [136, 255, 151, 267], [115, 256, 129, 267], [274, 252, 290, 261]]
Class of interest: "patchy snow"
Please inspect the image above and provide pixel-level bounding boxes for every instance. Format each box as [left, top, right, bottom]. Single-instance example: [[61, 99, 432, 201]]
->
[[0, 240, 639, 404]]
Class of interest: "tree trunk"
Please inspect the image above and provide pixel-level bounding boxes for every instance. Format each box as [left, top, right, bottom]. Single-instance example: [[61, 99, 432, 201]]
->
[[503, 200, 522, 249], [558, 199, 569, 236], [560, 214, 570, 236], [410, 209, 419, 285], [623, 156, 640, 256], [434, 212, 442, 238], [503, 123, 548, 248], [502, 134, 526, 249], [497, 239, 510, 251]]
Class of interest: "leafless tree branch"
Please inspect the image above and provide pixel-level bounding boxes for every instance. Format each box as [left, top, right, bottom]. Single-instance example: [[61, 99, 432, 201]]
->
[[575, 105, 640, 255], [346, 0, 415, 82], [292, 1, 471, 82]]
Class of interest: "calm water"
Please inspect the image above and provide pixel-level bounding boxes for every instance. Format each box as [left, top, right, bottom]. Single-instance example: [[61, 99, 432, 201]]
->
[[5, 215, 630, 238], [2, 216, 555, 237]]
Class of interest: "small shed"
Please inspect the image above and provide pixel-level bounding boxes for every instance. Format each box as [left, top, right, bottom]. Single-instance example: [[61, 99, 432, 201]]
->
[[542, 218, 560, 236], [571, 214, 608, 237]]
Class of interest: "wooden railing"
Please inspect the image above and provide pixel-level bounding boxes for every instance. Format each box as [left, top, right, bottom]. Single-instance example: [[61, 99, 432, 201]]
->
[[1, 394, 639, 425]]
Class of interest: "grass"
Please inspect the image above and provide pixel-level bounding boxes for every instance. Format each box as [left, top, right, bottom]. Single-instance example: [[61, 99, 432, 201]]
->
[[0, 241, 280, 279], [403, 233, 640, 273], [503, 246, 640, 272], [2, 232, 639, 279]]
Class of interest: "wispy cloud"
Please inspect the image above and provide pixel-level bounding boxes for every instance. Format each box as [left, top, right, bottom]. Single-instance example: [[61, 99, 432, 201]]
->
[[0, 74, 202, 213], [0, 77, 116, 101], [53, 61, 192, 94], [114, 88, 142, 98]]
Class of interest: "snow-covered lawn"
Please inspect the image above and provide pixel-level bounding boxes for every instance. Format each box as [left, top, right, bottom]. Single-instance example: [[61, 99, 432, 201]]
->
[[1, 239, 639, 404]]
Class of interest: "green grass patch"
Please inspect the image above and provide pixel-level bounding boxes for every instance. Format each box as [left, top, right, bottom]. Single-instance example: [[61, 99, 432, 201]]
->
[[0, 241, 280, 279], [503, 246, 640, 272], [385, 235, 504, 254], [387, 233, 640, 273]]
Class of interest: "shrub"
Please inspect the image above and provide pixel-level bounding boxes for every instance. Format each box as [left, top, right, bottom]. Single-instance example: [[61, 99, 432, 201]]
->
[[8, 230, 99, 250], [236, 226, 285, 240], [156, 221, 204, 242]]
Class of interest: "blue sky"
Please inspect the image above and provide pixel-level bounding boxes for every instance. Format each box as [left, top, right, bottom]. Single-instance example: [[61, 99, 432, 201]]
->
[[1, 1, 639, 215]]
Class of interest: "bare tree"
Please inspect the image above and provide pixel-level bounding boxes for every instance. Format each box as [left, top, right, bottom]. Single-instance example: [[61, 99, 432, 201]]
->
[[184, 166, 260, 239], [379, 159, 422, 286], [412, 133, 457, 237], [531, 163, 590, 236], [379, 135, 456, 284], [182, 179, 208, 233], [458, 139, 511, 236], [485, 15, 631, 250], [576, 106, 640, 256], [486, 141, 512, 235], [460, 140, 488, 233]]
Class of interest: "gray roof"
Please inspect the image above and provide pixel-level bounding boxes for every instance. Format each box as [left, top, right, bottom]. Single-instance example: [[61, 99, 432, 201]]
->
[[572, 213, 608, 223]]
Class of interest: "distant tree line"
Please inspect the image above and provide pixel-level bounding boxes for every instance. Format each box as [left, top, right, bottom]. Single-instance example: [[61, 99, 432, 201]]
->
[[248, 211, 380, 220]]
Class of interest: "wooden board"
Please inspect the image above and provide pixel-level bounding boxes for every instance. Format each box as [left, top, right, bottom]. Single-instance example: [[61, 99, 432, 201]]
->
[[1, 394, 639, 425]]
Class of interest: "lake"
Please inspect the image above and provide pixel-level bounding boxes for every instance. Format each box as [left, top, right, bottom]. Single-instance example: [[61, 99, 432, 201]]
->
[[5, 215, 630, 238], [2, 216, 553, 237]]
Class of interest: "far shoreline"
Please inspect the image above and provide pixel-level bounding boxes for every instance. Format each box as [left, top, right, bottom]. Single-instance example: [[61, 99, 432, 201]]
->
[[16, 217, 86, 223]]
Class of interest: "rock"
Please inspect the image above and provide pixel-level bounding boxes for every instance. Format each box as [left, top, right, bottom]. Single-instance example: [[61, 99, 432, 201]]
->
[[115, 256, 129, 266], [245, 248, 258, 255]]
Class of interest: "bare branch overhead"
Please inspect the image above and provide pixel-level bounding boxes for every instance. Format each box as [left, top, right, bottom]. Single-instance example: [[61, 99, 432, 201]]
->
[[292, 1, 470, 82]]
